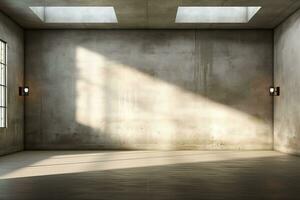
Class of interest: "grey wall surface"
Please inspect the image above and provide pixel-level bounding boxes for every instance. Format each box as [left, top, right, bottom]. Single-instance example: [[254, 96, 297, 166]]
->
[[0, 13, 24, 156], [25, 30, 273, 150], [274, 9, 300, 155]]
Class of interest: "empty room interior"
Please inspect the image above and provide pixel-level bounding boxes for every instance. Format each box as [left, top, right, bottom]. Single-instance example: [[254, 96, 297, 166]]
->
[[1, 0, 300, 199]]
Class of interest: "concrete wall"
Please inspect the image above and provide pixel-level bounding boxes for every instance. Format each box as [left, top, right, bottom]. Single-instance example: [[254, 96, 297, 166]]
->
[[25, 30, 273, 150], [0, 13, 24, 156], [274, 9, 300, 155]]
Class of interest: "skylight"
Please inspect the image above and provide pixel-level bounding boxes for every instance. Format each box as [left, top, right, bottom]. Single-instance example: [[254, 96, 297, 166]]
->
[[30, 6, 118, 23], [176, 6, 261, 23]]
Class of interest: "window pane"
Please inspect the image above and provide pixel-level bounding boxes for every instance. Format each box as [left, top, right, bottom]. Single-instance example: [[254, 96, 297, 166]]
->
[[0, 107, 5, 127], [0, 86, 2, 107], [0, 86, 5, 107], [0, 42, 3, 63], [0, 64, 4, 85], [1, 42, 5, 63], [0, 42, 2, 63]]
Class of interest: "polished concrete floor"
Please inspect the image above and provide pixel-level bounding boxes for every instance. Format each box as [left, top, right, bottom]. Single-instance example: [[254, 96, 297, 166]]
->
[[0, 151, 300, 200]]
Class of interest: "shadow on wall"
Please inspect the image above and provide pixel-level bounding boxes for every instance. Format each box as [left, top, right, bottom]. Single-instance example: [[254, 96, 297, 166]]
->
[[25, 30, 273, 150]]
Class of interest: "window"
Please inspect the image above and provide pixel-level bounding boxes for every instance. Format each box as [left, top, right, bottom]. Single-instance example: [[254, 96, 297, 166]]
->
[[0, 39, 7, 128], [175, 6, 261, 23], [30, 6, 118, 23]]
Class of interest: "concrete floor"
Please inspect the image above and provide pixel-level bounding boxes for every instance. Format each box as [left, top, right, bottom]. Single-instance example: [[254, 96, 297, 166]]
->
[[0, 151, 300, 200]]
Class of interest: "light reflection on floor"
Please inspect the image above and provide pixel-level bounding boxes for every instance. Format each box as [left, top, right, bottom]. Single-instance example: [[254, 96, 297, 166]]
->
[[0, 151, 283, 179]]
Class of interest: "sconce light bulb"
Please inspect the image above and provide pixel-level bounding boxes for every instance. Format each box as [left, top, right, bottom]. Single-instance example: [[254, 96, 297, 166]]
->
[[270, 88, 275, 93], [24, 88, 29, 93]]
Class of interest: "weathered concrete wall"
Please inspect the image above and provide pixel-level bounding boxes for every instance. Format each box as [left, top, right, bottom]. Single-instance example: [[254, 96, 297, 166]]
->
[[274, 9, 300, 155], [25, 30, 273, 150], [0, 13, 24, 156]]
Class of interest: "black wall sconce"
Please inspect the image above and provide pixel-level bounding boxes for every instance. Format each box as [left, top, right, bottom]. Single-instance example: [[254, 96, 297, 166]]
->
[[19, 86, 29, 96], [270, 86, 280, 96]]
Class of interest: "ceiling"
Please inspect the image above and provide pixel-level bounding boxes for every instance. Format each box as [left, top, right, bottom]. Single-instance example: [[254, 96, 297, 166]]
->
[[0, 0, 300, 29]]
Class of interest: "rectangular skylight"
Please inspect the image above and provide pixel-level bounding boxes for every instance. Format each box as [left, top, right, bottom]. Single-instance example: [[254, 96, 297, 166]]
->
[[30, 6, 118, 23], [176, 6, 261, 23]]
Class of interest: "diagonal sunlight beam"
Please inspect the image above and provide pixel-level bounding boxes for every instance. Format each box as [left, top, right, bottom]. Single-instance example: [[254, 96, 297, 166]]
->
[[75, 47, 271, 150]]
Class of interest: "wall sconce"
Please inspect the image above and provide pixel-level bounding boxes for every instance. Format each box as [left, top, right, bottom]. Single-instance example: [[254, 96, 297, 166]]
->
[[270, 86, 280, 96], [19, 86, 29, 96]]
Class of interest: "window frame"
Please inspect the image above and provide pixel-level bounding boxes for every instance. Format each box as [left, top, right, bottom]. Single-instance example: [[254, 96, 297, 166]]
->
[[0, 39, 7, 128]]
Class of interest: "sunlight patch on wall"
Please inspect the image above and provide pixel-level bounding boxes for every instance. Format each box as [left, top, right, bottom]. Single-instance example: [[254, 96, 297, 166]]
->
[[75, 47, 271, 150]]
